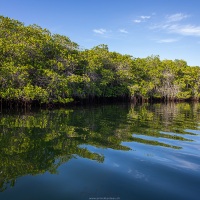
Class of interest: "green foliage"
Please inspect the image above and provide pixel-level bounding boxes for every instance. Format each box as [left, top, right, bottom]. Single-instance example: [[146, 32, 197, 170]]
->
[[0, 15, 200, 104]]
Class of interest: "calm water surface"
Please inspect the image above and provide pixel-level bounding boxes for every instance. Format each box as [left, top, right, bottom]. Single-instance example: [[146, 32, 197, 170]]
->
[[0, 103, 200, 200]]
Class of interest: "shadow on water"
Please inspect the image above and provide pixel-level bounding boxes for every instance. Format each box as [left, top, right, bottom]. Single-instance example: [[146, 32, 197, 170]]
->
[[0, 102, 200, 192]]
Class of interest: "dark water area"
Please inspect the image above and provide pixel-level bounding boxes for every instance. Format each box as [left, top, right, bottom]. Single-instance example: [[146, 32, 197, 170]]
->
[[0, 103, 200, 200]]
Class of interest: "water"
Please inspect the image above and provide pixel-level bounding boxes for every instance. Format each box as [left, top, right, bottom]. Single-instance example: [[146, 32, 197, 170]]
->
[[0, 103, 200, 200]]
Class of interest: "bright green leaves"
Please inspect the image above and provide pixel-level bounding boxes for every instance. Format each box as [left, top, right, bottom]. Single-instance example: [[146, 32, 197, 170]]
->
[[0, 16, 200, 104], [21, 84, 48, 102], [0, 16, 79, 104], [128, 56, 200, 101]]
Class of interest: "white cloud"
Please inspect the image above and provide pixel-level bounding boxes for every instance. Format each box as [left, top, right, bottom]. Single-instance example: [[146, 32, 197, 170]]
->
[[170, 25, 200, 36], [141, 16, 151, 19], [133, 19, 142, 23], [157, 38, 178, 43], [151, 13, 200, 37], [166, 13, 189, 22], [119, 29, 129, 33], [133, 15, 151, 23], [93, 28, 107, 34], [161, 24, 200, 36]]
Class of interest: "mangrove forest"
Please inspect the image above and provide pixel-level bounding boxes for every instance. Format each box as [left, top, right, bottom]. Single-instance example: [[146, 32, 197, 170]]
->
[[0, 16, 200, 106]]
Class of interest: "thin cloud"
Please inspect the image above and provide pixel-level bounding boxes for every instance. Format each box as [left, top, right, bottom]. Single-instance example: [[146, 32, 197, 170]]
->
[[166, 13, 189, 22], [157, 38, 178, 43], [133, 15, 151, 23], [92, 28, 114, 39], [168, 24, 200, 36], [141, 16, 151, 19], [133, 19, 142, 23], [93, 28, 107, 34], [119, 29, 129, 33], [151, 13, 200, 37], [156, 23, 200, 37]]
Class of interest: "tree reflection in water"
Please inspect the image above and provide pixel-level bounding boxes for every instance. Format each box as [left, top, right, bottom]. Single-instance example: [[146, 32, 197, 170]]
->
[[0, 103, 199, 191]]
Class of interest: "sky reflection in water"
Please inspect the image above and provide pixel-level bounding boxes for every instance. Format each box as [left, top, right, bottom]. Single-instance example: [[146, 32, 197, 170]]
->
[[0, 103, 200, 200]]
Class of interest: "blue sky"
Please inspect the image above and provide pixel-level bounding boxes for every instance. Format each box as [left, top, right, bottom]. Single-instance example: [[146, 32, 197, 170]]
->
[[1, 0, 200, 66]]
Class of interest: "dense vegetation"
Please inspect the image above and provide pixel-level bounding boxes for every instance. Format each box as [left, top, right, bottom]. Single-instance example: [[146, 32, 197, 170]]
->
[[0, 16, 200, 106]]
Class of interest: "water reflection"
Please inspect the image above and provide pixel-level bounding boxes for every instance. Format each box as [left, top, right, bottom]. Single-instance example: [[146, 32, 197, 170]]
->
[[0, 103, 200, 192]]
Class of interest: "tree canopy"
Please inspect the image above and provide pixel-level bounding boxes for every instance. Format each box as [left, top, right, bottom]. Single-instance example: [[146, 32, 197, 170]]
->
[[0, 16, 200, 106]]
